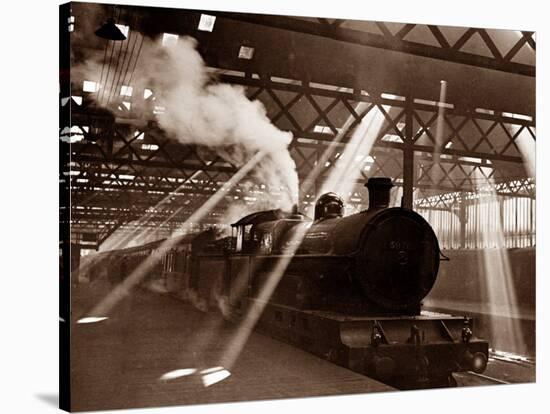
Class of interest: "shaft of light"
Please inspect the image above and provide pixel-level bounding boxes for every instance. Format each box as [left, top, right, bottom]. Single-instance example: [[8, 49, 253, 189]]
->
[[217, 104, 383, 367], [172, 244, 270, 368], [474, 170, 525, 354], [81, 152, 266, 319], [212, 106, 368, 366], [299, 101, 370, 196], [132, 205, 186, 245], [508, 124, 535, 178], [101, 165, 211, 251], [433, 80, 448, 162], [219, 224, 311, 369], [319, 105, 386, 203]]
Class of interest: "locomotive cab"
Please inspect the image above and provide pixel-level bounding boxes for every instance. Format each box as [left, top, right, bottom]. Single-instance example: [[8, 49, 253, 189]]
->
[[232, 209, 311, 254]]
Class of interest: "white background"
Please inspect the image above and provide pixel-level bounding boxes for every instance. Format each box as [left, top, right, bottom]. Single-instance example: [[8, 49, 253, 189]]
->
[[1, 0, 548, 412]]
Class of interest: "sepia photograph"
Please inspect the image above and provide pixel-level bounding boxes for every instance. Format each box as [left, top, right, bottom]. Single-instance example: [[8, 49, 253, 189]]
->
[[55, 0, 539, 412]]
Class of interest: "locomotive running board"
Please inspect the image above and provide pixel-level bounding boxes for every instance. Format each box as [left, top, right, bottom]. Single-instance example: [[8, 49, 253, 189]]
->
[[240, 298, 489, 388]]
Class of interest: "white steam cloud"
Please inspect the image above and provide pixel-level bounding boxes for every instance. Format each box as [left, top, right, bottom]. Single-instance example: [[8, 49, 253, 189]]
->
[[150, 37, 298, 209], [78, 36, 299, 214]]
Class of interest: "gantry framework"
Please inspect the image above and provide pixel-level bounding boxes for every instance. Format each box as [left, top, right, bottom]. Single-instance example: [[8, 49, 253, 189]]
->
[[60, 3, 536, 250]]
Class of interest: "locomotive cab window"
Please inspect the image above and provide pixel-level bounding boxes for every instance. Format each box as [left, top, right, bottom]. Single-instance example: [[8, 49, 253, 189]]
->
[[235, 226, 244, 252], [242, 224, 260, 252], [243, 224, 252, 242], [260, 232, 273, 254]]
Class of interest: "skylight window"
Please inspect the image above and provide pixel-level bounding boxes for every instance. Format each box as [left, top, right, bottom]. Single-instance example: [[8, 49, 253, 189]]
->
[[414, 98, 437, 106], [143, 88, 153, 99], [238, 46, 255, 60], [83, 80, 98, 93], [162, 33, 179, 47], [60, 126, 85, 143], [382, 134, 403, 143], [502, 112, 533, 121], [313, 125, 332, 134], [458, 156, 484, 164], [198, 14, 216, 32], [381, 93, 406, 101], [475, 108, 495, 115], [120, 85, 133, 96]]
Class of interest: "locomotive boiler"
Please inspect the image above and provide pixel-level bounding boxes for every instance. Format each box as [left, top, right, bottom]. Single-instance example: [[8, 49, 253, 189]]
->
[[244, 177, 440, 315]]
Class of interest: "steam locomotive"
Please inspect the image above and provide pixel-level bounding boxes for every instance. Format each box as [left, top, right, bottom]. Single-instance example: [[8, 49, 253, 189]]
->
[[97, 177, 489, 389]]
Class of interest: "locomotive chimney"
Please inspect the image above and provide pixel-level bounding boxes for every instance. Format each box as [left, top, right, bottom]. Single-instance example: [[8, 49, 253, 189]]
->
[[365, 177, 393, 210]]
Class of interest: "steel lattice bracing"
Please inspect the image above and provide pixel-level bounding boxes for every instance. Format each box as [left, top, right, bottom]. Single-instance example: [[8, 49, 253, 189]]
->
[[212, 12, 535, 76], [69, 3, 535, 114], [62, 2, 536, 250]]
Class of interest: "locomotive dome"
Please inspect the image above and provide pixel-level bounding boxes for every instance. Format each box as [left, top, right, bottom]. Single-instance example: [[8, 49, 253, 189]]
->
[[314, 192, 345, 221]]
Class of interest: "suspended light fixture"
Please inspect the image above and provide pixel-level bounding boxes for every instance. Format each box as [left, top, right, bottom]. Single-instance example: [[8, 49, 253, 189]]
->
[[95, 18, 127, 40]]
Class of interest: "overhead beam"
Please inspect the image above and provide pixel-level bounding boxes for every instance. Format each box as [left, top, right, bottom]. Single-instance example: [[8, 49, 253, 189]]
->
[[212, 12, 535, 77]]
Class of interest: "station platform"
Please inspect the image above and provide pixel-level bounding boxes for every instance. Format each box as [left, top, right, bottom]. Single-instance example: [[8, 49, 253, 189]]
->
[[423, 298, 536, 357], [427, 248, 536, 357], [70, 279, 393, 412]]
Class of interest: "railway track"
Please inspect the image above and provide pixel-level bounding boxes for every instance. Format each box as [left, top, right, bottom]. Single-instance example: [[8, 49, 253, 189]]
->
[[455, 352, 535, 386], [457, 371, 511, 385]]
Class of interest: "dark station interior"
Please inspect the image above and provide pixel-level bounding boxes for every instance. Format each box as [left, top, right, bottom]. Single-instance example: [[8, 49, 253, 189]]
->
[[59, 2, 536, 412]]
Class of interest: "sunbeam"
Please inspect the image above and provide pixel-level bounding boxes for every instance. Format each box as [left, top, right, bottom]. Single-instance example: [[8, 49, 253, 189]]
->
[[216, 103, 385, 369], [100, 166, 211, 252], [78, 151, 266, 320], [319, 104, 386, 203], [433, 80, 448, 162], [218, 224, 311, 369], [473, 170, 526, 354], [507, 124, 536, 178]]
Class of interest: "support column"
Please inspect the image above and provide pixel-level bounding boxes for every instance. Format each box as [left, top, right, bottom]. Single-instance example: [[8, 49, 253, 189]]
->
[[402, 102, 414, 209], [70, 242, 82, 285], [459, 191, 468, 248], [59, 3, 72, 411]]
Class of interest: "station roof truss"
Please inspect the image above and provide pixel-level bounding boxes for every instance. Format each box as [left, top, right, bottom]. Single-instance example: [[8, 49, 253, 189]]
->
[[61, 2, 536, 250]]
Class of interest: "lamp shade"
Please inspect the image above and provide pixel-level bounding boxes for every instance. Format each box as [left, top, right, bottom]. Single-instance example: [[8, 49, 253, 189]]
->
[[95, 18, 127, 41]]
